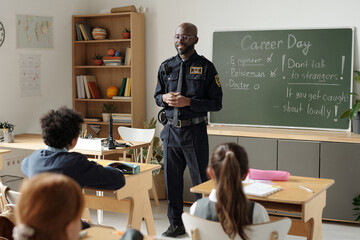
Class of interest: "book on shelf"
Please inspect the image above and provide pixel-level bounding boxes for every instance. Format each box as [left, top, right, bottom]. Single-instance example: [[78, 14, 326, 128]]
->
[[83, 24, 94, 40], [84, 117, 102, 122], [76, 75, 86, 99], [76, 75, 82, 98], [112, 96, 131, 100], [124, 78, 130, 97], [104, 62, 121, 66], [125, 78, 131, 97], [103, 56, 121, 60], [78, 24, 93, 41], [112, 113, 131, 123], [87, 81, 101, 99], [119, 77, 127, 96], [75, 23, 83, 41], [125, 47, 132, 65], [112, 119, 132, 123], [111, 5, 136, 13], [103, 60, 122, 63], [112, 113, 131, 118], [124, 47, 132, 66], [243, 182, 282, 197], [83, 75, 97, 99], [78, 24, 88, 41]]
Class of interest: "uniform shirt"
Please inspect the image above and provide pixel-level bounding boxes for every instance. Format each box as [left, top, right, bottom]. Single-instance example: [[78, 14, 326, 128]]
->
[[21, 147, 125, 190], [154, 51, 222, 120], [190, 189, 270, 224]]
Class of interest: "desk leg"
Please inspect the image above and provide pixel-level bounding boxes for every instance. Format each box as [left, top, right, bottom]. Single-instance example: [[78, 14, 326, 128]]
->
[[303, 190, 326, 240], [127, 191, 156, 236], [96, 191, 104, 224]]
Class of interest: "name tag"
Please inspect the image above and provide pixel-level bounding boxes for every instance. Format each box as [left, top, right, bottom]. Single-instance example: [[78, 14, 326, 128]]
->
[[190, 67, 203, 74]]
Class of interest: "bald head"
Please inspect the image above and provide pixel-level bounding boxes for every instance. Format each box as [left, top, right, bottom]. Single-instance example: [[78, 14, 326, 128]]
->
[[176, 23, 198, 37]]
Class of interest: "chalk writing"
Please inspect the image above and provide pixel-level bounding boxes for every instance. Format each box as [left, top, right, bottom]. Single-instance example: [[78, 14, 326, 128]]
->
[[211, 28, 353, 129]]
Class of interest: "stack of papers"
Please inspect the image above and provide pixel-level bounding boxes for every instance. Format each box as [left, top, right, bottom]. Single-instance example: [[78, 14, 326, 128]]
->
[[244, 182, 282, 197]]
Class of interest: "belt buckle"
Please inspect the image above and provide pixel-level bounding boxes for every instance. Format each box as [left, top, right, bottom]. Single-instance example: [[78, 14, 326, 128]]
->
[[176, 120, 182, 128]]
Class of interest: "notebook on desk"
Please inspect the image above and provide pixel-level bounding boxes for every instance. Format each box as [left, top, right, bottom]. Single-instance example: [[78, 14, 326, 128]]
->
[[244, 182, 282, 197]]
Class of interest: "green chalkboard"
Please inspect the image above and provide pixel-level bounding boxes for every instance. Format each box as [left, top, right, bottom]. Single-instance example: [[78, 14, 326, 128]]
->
[[210, 28, 354, 130]]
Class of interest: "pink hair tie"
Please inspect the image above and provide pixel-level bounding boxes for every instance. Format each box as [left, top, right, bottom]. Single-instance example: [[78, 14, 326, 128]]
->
[[248, 168, 290, 181]]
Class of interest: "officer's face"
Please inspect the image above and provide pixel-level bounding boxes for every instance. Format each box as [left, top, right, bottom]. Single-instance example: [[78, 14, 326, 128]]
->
[[174, 25, 198, 57]]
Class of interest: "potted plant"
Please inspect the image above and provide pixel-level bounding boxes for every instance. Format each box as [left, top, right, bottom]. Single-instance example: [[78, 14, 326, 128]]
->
[[353, 194, 360, 221], [101, 103, 115, 122], [340, 93, 360, 134], [0, 121, 15, 143], [92, 53, 103, 66], [122, 27, 131, 39], [134, 117, 166, 199]]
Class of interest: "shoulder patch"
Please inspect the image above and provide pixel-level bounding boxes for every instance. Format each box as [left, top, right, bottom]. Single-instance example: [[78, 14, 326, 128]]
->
[[190, 67, 203, 74], [215, 74, 221, 87]]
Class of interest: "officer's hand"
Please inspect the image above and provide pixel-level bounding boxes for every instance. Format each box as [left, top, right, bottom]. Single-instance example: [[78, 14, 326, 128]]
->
[[164, 92, 190, 107], [163, 92, 177, 105]]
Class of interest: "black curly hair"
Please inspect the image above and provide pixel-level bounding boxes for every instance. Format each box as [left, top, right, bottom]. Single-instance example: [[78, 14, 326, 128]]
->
[[40, 106, 84, 149]]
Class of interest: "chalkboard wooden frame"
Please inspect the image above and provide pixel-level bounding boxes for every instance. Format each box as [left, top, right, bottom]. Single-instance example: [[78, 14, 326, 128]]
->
[[210, 28, 354, 131]]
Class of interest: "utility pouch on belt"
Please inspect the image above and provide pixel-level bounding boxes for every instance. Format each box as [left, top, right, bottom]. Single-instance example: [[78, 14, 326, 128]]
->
[[158, 108, 167, 125]]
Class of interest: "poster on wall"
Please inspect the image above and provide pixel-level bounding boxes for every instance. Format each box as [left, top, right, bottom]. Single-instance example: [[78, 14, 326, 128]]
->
[[16, 14, 53, 48], [20, 54, 41, 97]]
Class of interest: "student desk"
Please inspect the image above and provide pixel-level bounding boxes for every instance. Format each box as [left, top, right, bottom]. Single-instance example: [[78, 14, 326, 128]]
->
[[0, 149, 11, 170], [0, 133, 150, 158], [82, 160, 160, 236], [84, 226, 152, 240], [0, 134, 158, 234], [190, 176, 334, 240]]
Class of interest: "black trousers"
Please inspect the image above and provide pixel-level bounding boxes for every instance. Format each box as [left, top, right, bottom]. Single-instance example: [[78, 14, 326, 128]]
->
[[161, 122, 209, 226]]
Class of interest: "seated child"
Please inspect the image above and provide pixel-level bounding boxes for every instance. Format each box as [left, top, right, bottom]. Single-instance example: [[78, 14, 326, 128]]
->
[[13, 173, 84, 240], [21, 106, 125, 190], [190, 142, 269, 239]]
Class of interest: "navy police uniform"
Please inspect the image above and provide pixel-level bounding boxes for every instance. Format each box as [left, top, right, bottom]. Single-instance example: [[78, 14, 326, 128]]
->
[[154, 51, 222, 226]]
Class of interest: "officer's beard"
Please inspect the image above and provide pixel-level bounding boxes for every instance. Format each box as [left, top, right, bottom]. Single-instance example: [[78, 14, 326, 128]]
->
[[176, 43, 195, 56]]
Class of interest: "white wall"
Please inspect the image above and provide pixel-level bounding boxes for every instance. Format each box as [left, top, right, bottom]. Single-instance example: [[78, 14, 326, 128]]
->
[[88, 0, 360, 129], [1, 0, 359, 134], [0, 0, 88, 134]]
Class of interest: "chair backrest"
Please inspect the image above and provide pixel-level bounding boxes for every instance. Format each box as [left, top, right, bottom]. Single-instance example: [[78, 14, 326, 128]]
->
[[118, 127, 156, 163], [0, 182, 20, 240], [182, 212, 291, 240], [118, 127, 155, 143], [6, 190, 20, 206], [0, 182, 20, 211]]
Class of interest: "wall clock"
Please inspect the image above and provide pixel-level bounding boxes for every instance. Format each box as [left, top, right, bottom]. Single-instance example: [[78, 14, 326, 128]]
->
[[0, 21, 5, 47]]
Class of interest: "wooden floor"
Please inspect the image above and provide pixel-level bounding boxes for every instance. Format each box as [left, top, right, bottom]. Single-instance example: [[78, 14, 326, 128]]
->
[[90, 200, 360, 240]]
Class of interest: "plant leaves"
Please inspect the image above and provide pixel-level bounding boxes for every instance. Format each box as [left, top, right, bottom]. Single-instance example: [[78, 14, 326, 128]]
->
[[340, 110, 351, 119], [354, 70, 360, 85], [349, 102, 360, 119]]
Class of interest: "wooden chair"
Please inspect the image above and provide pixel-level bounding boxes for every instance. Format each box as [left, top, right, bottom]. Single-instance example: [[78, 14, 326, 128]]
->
[[118, 126, 159, 206], [0, 182, 20, 240], [182, 212, 291, 240]]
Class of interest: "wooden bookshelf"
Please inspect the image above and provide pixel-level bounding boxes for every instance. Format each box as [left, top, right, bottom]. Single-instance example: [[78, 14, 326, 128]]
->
[[72, 13, 145, 138]]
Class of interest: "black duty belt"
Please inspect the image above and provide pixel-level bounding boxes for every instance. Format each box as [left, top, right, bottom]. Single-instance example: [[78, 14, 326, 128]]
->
[[167, 116, 208, 128]]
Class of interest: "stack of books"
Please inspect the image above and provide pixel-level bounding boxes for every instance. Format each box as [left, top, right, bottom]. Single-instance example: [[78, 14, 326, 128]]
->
[[112, 113, 131, 123], [103, 56, 123, 66]]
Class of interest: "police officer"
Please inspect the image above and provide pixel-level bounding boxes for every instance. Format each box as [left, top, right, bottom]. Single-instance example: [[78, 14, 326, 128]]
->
[[154, 22, 222, 238]]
